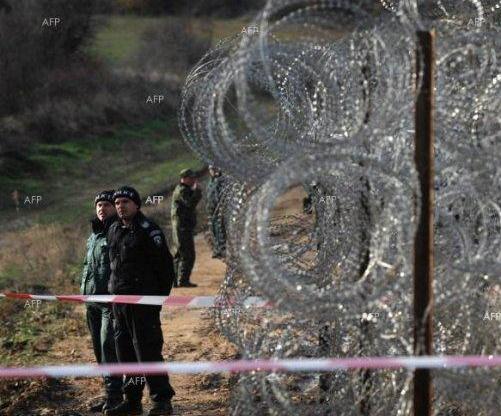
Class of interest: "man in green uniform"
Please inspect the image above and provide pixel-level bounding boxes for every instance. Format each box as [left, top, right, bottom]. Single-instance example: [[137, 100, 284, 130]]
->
[[81, 190, 122, 413], [206, 165, 226, 258], [171, 169, 202, 287]]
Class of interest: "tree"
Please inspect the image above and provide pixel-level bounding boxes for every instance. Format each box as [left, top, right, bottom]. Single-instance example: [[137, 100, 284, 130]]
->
[[0, 0, 98, 116]]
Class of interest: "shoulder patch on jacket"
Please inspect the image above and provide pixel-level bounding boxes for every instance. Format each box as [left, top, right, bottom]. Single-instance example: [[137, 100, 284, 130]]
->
[[152, 235, 163, 247], [149, 229, 162, 237], [141, 220, 150, 229]]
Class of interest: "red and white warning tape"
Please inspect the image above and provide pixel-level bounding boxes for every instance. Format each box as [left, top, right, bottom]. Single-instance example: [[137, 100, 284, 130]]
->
[[0, 292, 270, 308], [0, 356, 499, 379]]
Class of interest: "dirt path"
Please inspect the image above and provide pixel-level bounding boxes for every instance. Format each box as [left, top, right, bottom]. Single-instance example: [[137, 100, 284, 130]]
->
[[161, 234, 234, 416], [7, 233, 233, 416]]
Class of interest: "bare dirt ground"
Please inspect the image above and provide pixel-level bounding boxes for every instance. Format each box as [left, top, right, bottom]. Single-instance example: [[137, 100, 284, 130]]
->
[[1, 233, 236, 416]]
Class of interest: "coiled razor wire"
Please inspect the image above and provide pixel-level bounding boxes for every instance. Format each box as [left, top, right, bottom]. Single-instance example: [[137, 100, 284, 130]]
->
[[180, 0, 500, 414]]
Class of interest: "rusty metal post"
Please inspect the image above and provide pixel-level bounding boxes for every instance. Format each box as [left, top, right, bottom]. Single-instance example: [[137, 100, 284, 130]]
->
[[413, 30, 435, 416]]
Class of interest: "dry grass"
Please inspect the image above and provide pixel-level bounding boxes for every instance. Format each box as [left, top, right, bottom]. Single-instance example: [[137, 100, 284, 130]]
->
[[0, 223, 86, 293]]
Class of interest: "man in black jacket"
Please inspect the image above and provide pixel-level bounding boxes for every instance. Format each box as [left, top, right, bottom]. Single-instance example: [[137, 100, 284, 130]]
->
[[105, 186, 175, 416]]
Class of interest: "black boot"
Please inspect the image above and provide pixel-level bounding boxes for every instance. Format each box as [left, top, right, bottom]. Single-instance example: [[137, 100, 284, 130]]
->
[[148, 400, 173, 416], [88, 399, 106, 412], [104, 399, 143, 415], [178, 279, 197, 287], [102, 395, 123, 412]]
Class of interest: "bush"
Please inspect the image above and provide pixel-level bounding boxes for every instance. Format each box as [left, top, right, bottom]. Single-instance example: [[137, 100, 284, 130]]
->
[[113, 0, 265, 17], [134, 18, 212, 77], [0, 223, 86, 292], [115, 0, 167, 14], [0, 0, 99, 117], [0, 56, 179, 184], [20, 62, 179, 144], [185, 0, 266, 17]]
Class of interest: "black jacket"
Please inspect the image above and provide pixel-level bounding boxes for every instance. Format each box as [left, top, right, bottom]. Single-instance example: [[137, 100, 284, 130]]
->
[[107, 211, 175, 296]]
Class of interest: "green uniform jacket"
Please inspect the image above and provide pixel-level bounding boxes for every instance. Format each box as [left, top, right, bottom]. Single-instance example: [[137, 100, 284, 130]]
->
[[81, 216, 116, 295], [206, 175, 225, 215], [171, 183, 202, 230]]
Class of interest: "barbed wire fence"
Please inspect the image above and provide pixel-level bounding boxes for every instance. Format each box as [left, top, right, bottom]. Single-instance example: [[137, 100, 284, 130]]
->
[[179, 0, 501, 414]]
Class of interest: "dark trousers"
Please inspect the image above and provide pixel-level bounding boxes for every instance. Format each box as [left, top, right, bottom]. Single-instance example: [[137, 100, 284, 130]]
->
[[86, 304, 122, 397], [112, 304, 175, 403], [173, 228, 196, 284]]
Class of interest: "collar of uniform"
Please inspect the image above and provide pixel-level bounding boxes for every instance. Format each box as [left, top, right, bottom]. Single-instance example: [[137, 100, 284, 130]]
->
[[119, 211, 147, 229], [91, 217, 103, 234], [92, 214, 118, 234], [133, 211, 147, 226]]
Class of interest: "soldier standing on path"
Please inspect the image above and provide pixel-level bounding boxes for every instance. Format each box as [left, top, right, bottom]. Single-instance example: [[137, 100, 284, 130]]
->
[[105, 186, 176, 416], [81, 190, 123, 413], [171, 169, 202, 287], [206, 165, 226, 259]]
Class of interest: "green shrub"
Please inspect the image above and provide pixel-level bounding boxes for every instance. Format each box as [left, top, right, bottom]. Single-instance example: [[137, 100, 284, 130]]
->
[[134, 18, 212, 76], [0, 0, 99, 116], [113, 0, 265, 17]]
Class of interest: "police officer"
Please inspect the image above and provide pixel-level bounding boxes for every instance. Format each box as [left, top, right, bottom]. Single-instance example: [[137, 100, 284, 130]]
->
[[171, 169, 202, 287], [81, 190, 122, 413], [105, 186, 175, 416], [206, 165, 226, 258]]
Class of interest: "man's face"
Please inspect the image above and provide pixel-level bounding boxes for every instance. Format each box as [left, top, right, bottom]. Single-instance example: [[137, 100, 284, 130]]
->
[[181, 176, 195, 186], [115, 197, 138, 221], [96, 201, 116, 221]]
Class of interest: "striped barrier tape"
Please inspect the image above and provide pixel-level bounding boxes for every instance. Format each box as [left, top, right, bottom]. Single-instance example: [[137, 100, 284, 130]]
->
[[0, 356, 499, 379], [0, 292, 270, 308]]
